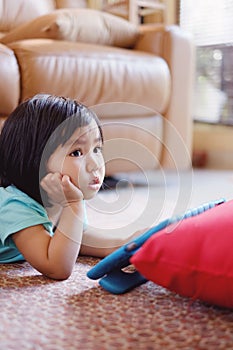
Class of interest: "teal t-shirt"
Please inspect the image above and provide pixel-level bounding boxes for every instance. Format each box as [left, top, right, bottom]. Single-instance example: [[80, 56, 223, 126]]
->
[[0, 186, 53, 263], [0, 186, 87, 263]]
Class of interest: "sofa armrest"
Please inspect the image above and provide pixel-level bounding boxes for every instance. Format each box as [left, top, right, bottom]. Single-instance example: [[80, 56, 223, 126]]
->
[[0, 43, 20, 116], [135, 25, 195, 169], [134, 24, 167, 56]]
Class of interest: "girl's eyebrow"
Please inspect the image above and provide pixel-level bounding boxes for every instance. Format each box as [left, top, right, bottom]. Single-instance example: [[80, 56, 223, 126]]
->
[[70, 136, 102, 146]]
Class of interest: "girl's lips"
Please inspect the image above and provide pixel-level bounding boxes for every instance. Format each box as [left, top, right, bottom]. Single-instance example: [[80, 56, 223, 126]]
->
[[88, 177, 101, 191], [90, 177, 100, 185]]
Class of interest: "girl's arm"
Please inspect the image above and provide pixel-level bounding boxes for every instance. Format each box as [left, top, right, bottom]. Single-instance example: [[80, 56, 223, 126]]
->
[[12, 173, 84, 280], [80, 226, 149, 258]]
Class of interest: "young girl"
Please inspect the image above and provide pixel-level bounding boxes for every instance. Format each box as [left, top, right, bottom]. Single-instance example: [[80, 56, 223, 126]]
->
[[0, 94, 126, 280]]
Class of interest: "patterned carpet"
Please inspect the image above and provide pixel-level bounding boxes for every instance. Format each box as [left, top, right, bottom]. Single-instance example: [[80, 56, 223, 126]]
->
[[1, 169, 233, 349], [1, 257, 233, 350]]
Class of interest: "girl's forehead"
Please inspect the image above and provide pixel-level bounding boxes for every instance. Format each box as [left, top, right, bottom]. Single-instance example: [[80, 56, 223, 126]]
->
[[67, 119, 101, 146]]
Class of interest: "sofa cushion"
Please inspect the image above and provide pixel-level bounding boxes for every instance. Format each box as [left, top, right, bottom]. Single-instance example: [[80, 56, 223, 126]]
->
[[0, 44, 20, 115], [0, 0, 55, 33], [1, 8, 139, 48], [8, 39, 170, 113], [55, 0, 87, 8]]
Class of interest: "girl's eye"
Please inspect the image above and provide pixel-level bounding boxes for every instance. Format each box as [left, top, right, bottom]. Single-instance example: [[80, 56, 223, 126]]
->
[[70, 149, 82, 157], [94, 146, 103, 154]]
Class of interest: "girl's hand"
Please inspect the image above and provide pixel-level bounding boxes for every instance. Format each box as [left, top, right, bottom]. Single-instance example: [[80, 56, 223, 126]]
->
[[40, 172, 83, 207]]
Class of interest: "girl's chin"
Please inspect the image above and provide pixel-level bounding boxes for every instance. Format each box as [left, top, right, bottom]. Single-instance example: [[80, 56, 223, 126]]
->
[[83, 187, 102, 200]]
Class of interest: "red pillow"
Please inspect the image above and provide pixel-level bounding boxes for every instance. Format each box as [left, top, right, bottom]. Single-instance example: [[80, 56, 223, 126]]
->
[[130, 200, 233, 308]]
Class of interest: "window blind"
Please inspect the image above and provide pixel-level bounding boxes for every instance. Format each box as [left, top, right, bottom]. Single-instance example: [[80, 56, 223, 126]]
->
[[179, 0, 233, 123], [180, 0, 233, 46]]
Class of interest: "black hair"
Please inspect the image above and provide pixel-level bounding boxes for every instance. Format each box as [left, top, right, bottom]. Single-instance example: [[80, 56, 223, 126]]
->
[[0, 94, 103, 205]]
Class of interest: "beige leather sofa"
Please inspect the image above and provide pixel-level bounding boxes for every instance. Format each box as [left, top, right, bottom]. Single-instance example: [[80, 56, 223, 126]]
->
[[0, 0, 195, 175]]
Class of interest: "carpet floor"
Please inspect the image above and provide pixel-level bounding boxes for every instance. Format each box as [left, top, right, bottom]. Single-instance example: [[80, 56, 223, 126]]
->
[[1, 169, 233, 350]]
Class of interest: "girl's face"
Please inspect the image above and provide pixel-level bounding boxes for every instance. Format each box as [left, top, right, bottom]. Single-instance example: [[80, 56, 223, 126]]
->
[[47, 119, 105, 200]]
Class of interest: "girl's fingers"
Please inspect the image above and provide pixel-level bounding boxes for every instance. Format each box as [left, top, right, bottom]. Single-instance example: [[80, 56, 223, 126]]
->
[[61, 175, 84, 202], [41, 173, 83, 204], [40, 173, 63, 198], [61, 175, 70, 185]]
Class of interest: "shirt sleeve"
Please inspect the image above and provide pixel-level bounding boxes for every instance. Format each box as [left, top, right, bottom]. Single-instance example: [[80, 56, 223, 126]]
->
[[0, 193, 53, 246]]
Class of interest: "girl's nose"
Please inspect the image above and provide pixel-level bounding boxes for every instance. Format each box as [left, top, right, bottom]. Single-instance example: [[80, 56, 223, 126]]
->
[[86, 153, 101, 173]]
